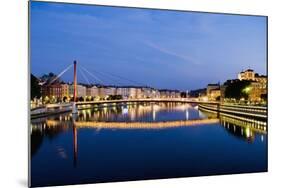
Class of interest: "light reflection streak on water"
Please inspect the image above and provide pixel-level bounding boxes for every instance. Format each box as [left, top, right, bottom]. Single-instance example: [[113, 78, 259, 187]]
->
[[185, 110, 189, 120], [31, 102, 267, 141], [77, 103, 193, 122]]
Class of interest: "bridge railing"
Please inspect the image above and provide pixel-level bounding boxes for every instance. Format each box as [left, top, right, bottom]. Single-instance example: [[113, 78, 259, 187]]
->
[[199, 103, 267, 119]]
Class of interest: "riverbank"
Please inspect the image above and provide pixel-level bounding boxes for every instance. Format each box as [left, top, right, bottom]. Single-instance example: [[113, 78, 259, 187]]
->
[[198, 103, 267, 120]]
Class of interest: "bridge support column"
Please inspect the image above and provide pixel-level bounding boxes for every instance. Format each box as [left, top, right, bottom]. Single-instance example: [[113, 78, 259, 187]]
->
[[72, 60, 78, 114], [72, 102, 78, 114]]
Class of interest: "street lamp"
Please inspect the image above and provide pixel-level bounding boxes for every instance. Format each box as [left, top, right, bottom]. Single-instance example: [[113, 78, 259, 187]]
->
[[243, 86, 251, 94]]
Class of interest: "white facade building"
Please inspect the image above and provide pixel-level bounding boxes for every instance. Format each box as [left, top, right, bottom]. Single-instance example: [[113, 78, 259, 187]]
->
[[69, 84, 86, 98], [86, 86, 99, 97]]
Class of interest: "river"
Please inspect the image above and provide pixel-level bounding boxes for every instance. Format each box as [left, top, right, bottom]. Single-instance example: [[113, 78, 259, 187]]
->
[[30, 102, 267, 187]]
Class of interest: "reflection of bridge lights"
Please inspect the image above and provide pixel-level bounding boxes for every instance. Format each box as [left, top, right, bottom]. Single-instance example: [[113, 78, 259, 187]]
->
[[83, 110, 87, 120], [261, 135, 264, 142], [152, 104, 160, 121], [245, 127, 251, 138], [153, 110, 156, 121], [102, 107, 108, 114], [152, 104, 160, 111], [87, 109, 91, 118], [122, 107, 128, 115], [186, 110, 189, 120]]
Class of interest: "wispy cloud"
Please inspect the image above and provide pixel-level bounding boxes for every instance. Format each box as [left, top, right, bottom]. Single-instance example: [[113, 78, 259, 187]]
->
[[144, 41, 199, 65]]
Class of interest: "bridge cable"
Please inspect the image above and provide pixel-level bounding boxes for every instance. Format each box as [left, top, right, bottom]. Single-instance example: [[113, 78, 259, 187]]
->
[[78, 67, 90, 85], [48, 63, 73, 85], [80, 66, 106, 85], [80, 65, 146, 87], [84, 68, 126, 86]]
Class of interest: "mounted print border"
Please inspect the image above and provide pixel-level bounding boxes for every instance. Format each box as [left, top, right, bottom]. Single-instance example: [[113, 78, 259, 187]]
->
[[29, 1, 268, 187]]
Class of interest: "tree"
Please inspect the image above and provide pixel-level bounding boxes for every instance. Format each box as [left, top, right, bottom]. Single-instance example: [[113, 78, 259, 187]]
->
[[40, 72, 61, 84], [85, 96, 94, 101], [181, 92, 186, 98], [57, 98, 62, 103], [107, 95, 123, 100], [224, 80, 251, 100], [63, 96, 68, 102], [31, 74, 41, 99], [261, 93, 267, 101]]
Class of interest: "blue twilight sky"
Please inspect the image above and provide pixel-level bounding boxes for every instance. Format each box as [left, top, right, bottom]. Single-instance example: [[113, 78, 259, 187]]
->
[[30, 1, 267, 91]]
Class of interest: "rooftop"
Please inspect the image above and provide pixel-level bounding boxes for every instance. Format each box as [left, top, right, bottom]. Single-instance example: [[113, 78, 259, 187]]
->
[[207, 83, 220, 86]]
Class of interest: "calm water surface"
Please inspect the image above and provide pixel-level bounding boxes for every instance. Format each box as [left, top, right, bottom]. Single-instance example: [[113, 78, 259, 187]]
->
[[31, 102, 267, 187]]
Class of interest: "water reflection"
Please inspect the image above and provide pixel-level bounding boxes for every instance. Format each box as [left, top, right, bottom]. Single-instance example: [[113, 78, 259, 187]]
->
[[30, 102, 267, 186], [72, 114, 78, 167], [31, 102, 267, 157], [221, 118, 255, 143], [76, 102, 197, 122]]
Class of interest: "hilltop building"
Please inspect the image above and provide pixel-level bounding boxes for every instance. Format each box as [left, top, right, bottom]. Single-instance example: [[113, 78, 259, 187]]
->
[[238, 69, 267, 102], [238, 69, 255, 80]]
